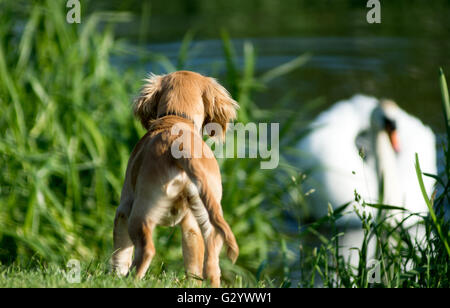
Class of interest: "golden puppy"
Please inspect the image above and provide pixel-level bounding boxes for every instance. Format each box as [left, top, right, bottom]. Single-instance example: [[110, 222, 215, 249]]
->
[[112, 71, 239, 287]]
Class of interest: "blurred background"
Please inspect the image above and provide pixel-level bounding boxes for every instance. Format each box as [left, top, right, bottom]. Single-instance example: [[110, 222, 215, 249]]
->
[[0, 0, 449, 287], [91, 0, 450, 131]]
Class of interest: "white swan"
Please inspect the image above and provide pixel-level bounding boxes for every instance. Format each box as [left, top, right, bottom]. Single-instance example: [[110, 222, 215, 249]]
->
[[299, 94, 437, 226]]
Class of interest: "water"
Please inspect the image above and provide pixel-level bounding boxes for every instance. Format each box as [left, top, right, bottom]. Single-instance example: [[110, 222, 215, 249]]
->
[[94, 0, 450, 134], [121, 36, 447, 135]]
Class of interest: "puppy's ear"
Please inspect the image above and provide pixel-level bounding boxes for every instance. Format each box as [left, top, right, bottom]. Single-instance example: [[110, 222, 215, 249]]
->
[[133, 74, 164, 130], [203, 77, 239, 140]]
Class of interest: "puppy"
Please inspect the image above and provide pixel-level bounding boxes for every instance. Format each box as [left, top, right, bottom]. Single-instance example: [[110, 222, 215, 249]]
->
[[112, 71, 239, 287]]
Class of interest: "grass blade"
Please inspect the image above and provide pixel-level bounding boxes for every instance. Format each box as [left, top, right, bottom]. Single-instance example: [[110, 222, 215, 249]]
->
[[415, 153, 450, 257], [260, 53, 311, 84]]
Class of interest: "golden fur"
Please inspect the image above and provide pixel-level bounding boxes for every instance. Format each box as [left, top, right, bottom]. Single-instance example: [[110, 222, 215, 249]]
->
[[133, 71, 238, 138], [112, 71, 239, 287]]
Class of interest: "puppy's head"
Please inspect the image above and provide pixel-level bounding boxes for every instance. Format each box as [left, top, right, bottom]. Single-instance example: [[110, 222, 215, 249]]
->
[[134, 71, 238, 139]]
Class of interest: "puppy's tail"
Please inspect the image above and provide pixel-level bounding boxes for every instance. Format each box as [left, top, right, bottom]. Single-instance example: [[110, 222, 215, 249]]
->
[[177, 157, 239, 263]]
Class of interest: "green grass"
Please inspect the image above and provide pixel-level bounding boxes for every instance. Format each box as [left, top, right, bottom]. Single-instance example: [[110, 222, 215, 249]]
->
[[0, 0, 449, 288], [0, 262, 273, 288]]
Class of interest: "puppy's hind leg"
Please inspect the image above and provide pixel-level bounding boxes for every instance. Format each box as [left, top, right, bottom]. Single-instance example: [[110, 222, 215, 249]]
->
[[129, 214, 156, 280], [180, 210, 204, 282], [203, 229, 223, 288], [185, 183, 222, 287], [112, 202, 134, 276]]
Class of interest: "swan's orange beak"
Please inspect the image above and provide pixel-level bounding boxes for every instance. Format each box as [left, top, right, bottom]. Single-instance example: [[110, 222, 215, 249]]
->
[[388, 130, 400, 153]]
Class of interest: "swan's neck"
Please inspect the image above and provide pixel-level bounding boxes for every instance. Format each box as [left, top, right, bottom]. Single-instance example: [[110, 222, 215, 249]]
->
[[374, 131, 401, 205]]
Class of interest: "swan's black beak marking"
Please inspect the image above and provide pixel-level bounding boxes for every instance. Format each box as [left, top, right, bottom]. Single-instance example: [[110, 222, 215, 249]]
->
[[383, 116, 400, 153]]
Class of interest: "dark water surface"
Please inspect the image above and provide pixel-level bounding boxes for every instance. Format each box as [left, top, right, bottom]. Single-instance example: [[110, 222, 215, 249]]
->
[[91, 0, 450, 132]]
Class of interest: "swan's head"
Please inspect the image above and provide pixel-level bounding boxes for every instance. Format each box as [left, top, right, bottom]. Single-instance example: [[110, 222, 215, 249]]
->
[[371, 99, 401, 153]]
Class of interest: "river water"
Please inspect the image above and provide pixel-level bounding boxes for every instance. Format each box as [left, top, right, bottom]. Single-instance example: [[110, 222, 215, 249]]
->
[[91, 0, 450, 133]]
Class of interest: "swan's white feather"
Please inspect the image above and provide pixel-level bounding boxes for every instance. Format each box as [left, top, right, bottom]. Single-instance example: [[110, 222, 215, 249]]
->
[[299, 94, 437, 225]]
